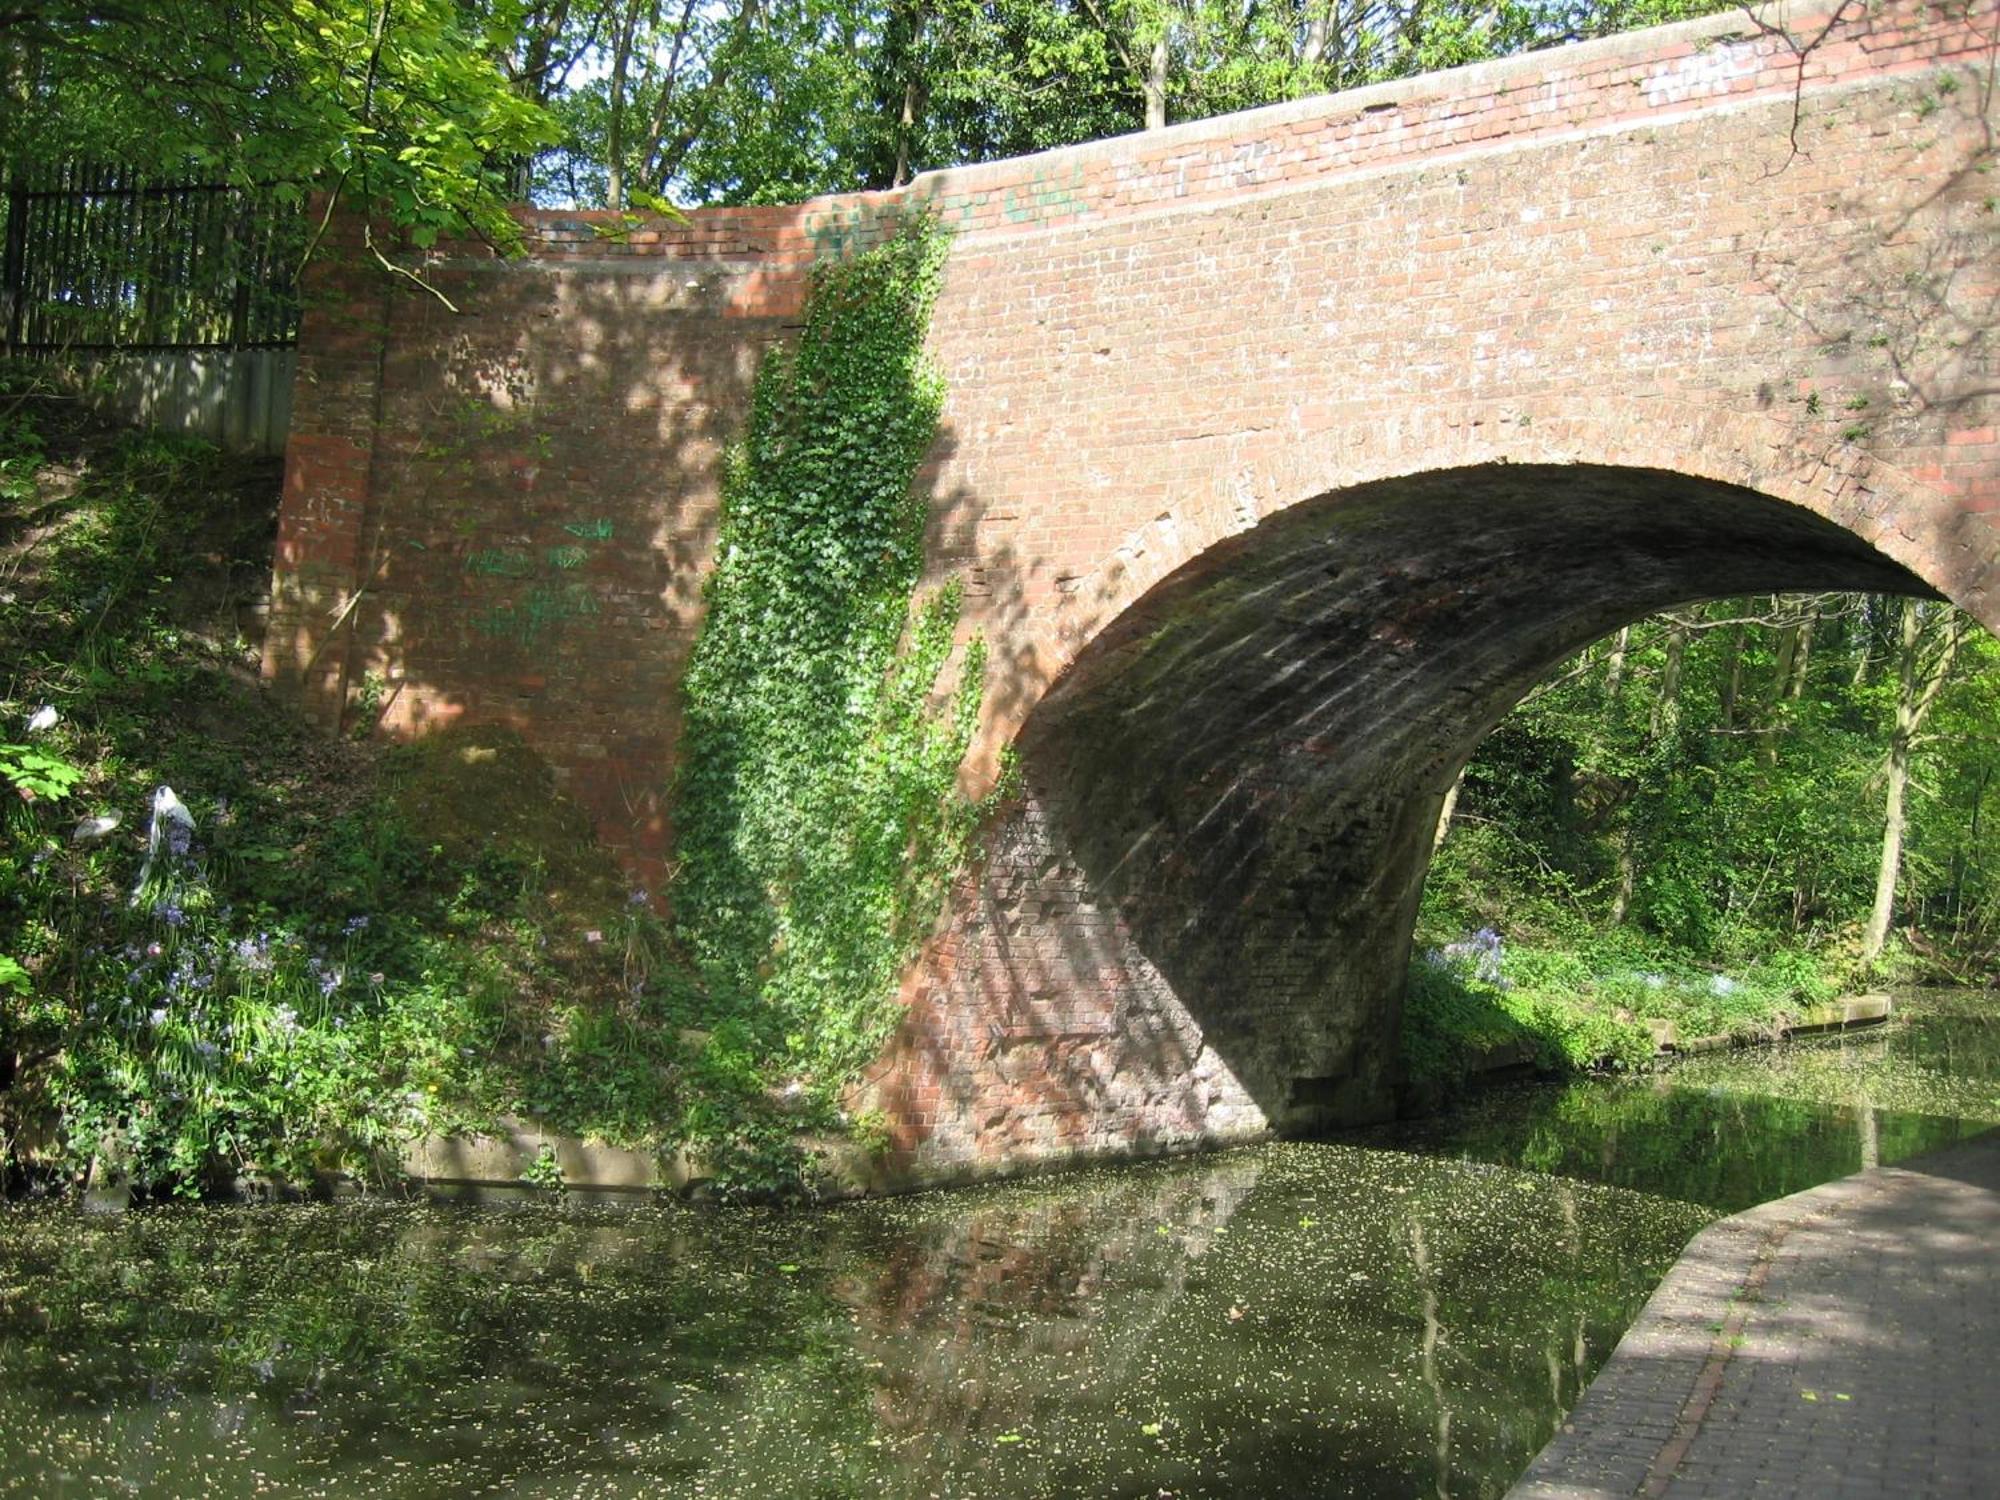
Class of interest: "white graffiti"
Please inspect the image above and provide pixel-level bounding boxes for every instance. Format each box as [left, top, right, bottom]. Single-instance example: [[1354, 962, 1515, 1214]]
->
[[1643, 40, 1759, 108]]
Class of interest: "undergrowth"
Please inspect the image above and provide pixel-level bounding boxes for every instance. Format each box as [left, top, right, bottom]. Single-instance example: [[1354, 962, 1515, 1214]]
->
[[0, 219, 992, 1200], [1403, 902, 1853, 1103]]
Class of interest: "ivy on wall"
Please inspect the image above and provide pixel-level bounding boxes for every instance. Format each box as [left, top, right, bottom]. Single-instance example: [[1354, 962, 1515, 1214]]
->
[[670, 216, 989, 1110]]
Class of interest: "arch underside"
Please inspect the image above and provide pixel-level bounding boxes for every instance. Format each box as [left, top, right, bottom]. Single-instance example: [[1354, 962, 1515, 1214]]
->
[[927, 464, 1937, 1159]]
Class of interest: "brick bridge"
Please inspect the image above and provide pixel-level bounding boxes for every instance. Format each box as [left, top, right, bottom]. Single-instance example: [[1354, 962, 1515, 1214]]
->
[[268, 0, 1998, 1186]]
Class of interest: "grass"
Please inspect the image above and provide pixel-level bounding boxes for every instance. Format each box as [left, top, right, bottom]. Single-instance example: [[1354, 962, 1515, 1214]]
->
[[1400, 921, 1853, 1104]]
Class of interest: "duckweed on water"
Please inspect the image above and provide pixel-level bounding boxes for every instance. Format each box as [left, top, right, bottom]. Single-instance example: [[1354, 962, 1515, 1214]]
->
[[0, 1145, 1711, 1499], [5, 991, 1994, 1497], [1361, 990, 1999, 1214], [1667, 988, 2000, 1125]]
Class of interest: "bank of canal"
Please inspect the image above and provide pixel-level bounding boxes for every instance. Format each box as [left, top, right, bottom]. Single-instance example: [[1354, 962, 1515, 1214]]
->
[[0, 989, 1992, 1498]]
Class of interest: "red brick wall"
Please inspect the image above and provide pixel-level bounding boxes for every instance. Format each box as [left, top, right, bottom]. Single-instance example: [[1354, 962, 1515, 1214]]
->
[[267, 0, 1999, 1185]]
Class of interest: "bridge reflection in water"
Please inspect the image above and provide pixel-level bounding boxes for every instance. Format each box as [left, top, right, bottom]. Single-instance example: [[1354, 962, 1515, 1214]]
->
[[9, 997, 1996, 1497], [0, 1139, 1703, 1498]]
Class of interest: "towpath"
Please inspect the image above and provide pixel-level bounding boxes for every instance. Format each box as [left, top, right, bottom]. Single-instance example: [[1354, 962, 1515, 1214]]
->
[[1511, 1130, 2000, 1499]]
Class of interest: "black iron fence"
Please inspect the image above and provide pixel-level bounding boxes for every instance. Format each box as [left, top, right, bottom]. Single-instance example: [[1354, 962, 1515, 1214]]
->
[[1, 162, 304, 355]]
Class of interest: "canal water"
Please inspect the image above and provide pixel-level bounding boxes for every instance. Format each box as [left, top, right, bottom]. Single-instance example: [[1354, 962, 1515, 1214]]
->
[[1, 990, 1993, 1498]]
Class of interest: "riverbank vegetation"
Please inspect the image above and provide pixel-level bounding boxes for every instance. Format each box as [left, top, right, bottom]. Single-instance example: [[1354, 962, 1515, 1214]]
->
[[0, 387, 654, 1196], [0, 224, 982, 1199], [1408, 596, 1999, 1095]]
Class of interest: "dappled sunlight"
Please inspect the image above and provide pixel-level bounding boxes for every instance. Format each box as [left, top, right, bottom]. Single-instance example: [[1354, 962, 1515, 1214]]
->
[[257, 0, 1997, 1181]]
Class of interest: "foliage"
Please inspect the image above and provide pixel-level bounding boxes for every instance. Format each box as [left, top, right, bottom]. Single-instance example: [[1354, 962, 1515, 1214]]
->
[[668, 217, 992, 1188], [521, 0, 1742, 208], [1410, 592, 2000, 1096], [2, 0, 552, 251], [6, 0, 1751, 226], [0, 223, 991, 1201]]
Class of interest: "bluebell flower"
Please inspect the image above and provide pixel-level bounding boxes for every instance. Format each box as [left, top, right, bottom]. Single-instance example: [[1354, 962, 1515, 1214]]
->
[[342, 915, 370, 936], [1439, 928, 1505, 984]]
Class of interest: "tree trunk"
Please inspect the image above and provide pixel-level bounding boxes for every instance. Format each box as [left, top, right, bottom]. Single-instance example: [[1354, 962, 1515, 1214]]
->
[[1718, 623, 1744, 732], [1863, 605, 1920, 961], [1300, 0, 1338, 87], [1144, 31, 1168, 129], [605, 0, 643, 209], [890, 6, 927, 189], [1432, 767, 1464, 852], [1650, 618, 1687, 738], [1604, 625, 1630, 699], [1863, 600, 1962, 963], [1610, 829, 1637, 926], [1787, 607, 1816, 700]]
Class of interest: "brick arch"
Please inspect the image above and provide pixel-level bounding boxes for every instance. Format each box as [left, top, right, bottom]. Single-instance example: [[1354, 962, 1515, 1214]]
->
[[995, 398, 1984, 768], [868, 444, 1954, 1186], [261, 0, 1999, 1189]]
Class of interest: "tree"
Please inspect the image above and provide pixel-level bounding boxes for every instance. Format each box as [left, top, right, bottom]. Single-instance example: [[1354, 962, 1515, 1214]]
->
[[1430, 589, 1998, 978], [1861, 599, 1964, 964], [2, 1, 552, 252], [513, 0, 1744, 206]]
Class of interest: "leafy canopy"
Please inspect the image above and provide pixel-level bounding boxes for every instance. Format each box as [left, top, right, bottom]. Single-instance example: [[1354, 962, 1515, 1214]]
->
[[2, 1, 551, 247]]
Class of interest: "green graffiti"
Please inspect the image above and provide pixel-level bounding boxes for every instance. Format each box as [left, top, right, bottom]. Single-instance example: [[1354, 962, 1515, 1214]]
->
[[803, 203, 870, 259], [1000, 163, 1087, 225], [547, 545, 589, 570], [464, 547, 536, 578], [470, 583, 601, 648], [933, 192, 983, 231], [562, 518, 614, 541]]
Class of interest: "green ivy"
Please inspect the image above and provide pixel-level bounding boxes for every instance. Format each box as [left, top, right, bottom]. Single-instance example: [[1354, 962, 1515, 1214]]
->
[[670, 216, 989, 1122]]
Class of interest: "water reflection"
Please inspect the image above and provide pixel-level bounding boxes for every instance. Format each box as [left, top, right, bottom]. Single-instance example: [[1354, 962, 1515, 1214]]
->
[[1366, 989, 2000, 1214], [1, 991, 1991, 1498], [0, 1145, 1704, 1498]]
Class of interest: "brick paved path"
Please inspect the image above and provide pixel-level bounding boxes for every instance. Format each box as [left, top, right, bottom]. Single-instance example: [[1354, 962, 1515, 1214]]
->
[[1510, 1131, 2000, 1499]]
